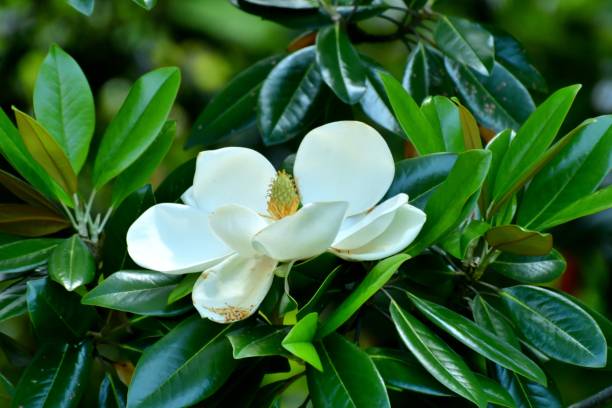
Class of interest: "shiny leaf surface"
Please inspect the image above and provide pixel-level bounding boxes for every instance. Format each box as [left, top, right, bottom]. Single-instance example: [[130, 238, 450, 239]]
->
[[48, 235, 95, 291], [485, 225, 552, 256], [489, 250, 566, 283]]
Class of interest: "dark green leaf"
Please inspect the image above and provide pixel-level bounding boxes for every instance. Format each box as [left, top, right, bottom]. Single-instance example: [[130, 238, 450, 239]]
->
[[470, 294, 519, 347], [127, 316, 237, 408], [366, 347, 450, 396], [482, 129, 512, 208], [297, 265, 341, 319], [434, 16, 494, 75], [389, 302, 487, 407], [11, 342, 92, 408], [0, 281, 27, 322], [27, 278, 97, 343], [402, 42, 429, 105], [92, 67, 181, 188], [537, 185, 612, 229], [494, 32, 547, 94], [0, 238, 61, 274], [258, 46, 324, 145], [319, 254, 409, 337], [167, 273, 198, 304], [476, 374, 515, 408], [282, 312, 321, 370], [227, 325, 290, 359], [501, 285, 607, 367], [307, 333, 390, 408], [408, 293, 546, 384], [187, 56, 280, 148], [359, 60, 400, 133], [316, 24, 366, 104], [489, 250, 566, 284], [82, 270, 189, 316], [496, 365, 561, 408], [34, 44, 95, 173], [0, 331, 32, 367], [485, 225, 552, 256], [98, 373, 127, 408], [48, 235, 95, 291], [0, 167, 60, 212], [154, 158, 196, 203]]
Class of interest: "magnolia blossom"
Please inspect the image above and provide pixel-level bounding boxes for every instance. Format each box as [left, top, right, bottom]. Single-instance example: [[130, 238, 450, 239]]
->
[[127, 121, 426, 323]]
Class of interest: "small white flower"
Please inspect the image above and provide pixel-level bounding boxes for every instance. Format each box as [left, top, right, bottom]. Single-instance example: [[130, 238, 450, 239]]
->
[[126, 121, 426, 323]]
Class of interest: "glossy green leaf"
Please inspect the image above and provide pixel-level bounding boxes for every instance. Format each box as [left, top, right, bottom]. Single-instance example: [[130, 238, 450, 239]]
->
[[494, 32, 547, 94], [389, 302, 487, 407], [402, 42, 429, 105], [307, 333, 390, 408], [435, 16, 494, 75], [518, 115, 612, 230], [496, 365, 561, 408], [0, 371, 13, 405], [445, 58, 534, 132], [366, 347, 450, 396], [476, 374, 515, 408], [501, 285, 607, 367], [483, 129, 512, 208], [82, 270, 189, 316], [319, 253, 410, 337], [408, 292, 546, 384], [13, 108, 77, 196], [111, 121, 175, 208], [0, 204, 69, 237], [11, 342, 92, 408], [227, 325, 289, 359], [167, 273, 198, 304], [359, 59, 399, 133], [282, 312, 321, 370], [408, 149, 491, 253], [380, 71, 444, 154], [154, 158, 195, 203], [98, 373, 127, 408], [131, 0, 156, 10], [538, 185, 612, 229], [188, 56, 280, 148], [420, 96, 464, 152], [0, 331, 31, 367], [0, 169, 58, 212], [297, 265, 341, 319], [48, 235, 95, 291], [440, 220, 490, 259], [316, 24, 366, 104], [493, 85, 581, 201], [26, 278, 97, 343], [485, 225, 552, 256], [385, 153, 457, 209], [557, 291, 612, 344], [67, 0, 94, 15], [471, 294, 519, 347], [127, 316, 237, 408], [92, 67, 180, 188], [0, 238, 61, 274], [0, 281, 27, 322], [258, 46, 324, 145], [34, 45, 95, 173], [489, 250, 566, 283]]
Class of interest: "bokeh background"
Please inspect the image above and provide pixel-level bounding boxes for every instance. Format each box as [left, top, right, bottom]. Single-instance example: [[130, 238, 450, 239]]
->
[[0, 0, 610, 403]]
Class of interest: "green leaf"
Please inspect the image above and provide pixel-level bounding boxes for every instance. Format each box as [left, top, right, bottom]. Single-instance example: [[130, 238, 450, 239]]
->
[[379, 71, 445, 155], [420, 96, 464, 152], [0, 371, 14, 405], [92, 67, 181, 188], [26, 278, 97, 343], [389, 302, 487, 407], [12, 342, 92, 408], [476, 374, 515, 408], [127, 316, 236, 408], [67, 0, 94, 15], [297, 265, 341, 319], [501, 285, 607, 367], [359, 59, 399, 133], [482, 129, 512, 208], [227, 325, 290, 359], [167, 273, 198, 304], [0, 281, 27, 322], [366, 347, 450, 396], [408, 149, 491, 253], [187, 56, 280, 148], [318, 253, 410, 337], [258, 47, 324, 145], [471, 294, 519, 347], [282, 312, 322, 370], [0, 238, 62, 274], [440, 220, 490, 259], [0, 204, 69, 237], [494, 32, 547, 94], [82, 270, 189, 316], [48, 235, 95, 291], [496, 365, 561, 408], [492, 85, 581, 201], [131, 0, 156, 10], [489, 250, 566, 284], [307, 333, 390, 408], [402, 42, 429, 105], [434, 16, 495, 75], [111, 121, 175, 208], [408, 292, 546, 384], [34, 45, 95, 173], [518, 115, 612, 230], [13, 108, 77, 196], [454, 99, 482, 150], [385, 153, 458, 209], [0, 169, 59, 212], [557, 291, 612, 344], [445, 59, 534, 132], [98, 373, 127, 408], [316, 24, 366, 104], [154, 158, 195, 203], [537, 185, 612, 229], [485, 225, 552, 256]]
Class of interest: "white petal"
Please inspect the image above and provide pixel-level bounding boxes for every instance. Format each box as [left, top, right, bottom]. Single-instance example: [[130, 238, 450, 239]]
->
[[333, 193, 408, 250], [181, 186, 197, 206], [332, 204, 426, 261], [209, 204, 269, 257], [294, 121, 395, 216], [192, 147, 276, 213], [252, 202, 348, 262], [127, 203, 232, 274], [192, 254, 277, 323]]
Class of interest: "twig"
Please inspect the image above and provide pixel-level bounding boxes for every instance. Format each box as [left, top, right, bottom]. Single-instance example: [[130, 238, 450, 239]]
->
[[569, 385, 612, 408]]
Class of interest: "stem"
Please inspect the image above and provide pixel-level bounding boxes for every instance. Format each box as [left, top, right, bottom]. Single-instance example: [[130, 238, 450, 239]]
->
[[569, 385, 612, 408], [472, 247, 499, 281]]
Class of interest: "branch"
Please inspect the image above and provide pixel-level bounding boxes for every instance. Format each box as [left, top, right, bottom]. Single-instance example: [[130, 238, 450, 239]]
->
[[569, 385, 612, 408]]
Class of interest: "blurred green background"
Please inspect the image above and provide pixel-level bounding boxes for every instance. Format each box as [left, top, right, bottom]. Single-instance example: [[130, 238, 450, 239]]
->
[[0, 0, 610, 403]]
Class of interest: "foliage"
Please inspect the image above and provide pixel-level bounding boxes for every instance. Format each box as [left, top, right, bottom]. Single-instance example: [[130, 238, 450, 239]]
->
[[0, 1, 610, 407]]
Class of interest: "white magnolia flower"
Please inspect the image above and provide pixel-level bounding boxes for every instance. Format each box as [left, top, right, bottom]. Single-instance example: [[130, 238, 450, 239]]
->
[[126, 121, 426, 323]]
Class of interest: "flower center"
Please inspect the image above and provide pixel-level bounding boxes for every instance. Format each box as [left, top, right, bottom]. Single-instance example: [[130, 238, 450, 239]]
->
[[267, 170, 300, 220]]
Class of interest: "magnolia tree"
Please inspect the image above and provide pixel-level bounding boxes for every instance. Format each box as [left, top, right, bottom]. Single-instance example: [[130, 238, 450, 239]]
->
[[0, 1, 611, 407]]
